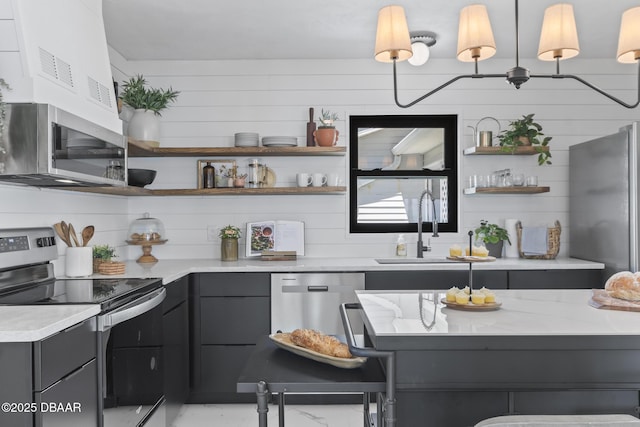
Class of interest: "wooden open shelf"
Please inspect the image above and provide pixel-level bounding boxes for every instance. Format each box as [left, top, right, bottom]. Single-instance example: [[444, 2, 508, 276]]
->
[[65, 186, 347, 196], [464, 186, 550, 195], [463, 146, 549, 156], [128, 139, 346, 157]]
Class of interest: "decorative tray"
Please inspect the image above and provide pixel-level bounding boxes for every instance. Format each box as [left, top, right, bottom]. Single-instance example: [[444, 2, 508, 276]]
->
[[269, 333, 367, 369], [446, 255, 496, 262], [440, 298, 502, 311]]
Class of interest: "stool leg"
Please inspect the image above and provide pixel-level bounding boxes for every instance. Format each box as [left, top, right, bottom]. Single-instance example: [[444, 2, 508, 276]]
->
[[279, 393, 285, 427], [256, 381, 269, 427], [363, 392, 370, 427]]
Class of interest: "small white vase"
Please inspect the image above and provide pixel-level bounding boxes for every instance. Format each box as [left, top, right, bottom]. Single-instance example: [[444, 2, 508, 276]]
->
[[127, 109, 161, 143]]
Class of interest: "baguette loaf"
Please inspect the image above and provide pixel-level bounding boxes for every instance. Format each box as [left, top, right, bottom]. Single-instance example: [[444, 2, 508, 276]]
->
[[605, 271, 640, 301], [290, 329, 352, 358]]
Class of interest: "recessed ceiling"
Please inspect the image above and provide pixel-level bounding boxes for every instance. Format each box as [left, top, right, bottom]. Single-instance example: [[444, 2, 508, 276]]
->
[[103, 0, 640, 61]]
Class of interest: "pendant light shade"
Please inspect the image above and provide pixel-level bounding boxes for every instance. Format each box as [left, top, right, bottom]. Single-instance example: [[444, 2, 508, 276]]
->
[[375, 5, 413, 63], [617, 6, 640, 63], [456, 4, 496, 62], [537, 3, 580, 61]]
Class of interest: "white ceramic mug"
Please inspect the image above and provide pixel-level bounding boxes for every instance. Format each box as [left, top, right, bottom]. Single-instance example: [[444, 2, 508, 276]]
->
[[296, 173, 312, 187], [65, 246, 93, 277], [327, 173, 340, 186], [311, 173, 327, 187]]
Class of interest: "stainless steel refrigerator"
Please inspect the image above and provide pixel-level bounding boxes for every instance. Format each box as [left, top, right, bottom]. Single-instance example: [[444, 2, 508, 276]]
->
[[569, 122, 640, 278]]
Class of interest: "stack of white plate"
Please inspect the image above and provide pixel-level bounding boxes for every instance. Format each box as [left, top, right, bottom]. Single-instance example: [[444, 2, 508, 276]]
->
[[235, 132, 260, 147], [262, 136, 298, 147]]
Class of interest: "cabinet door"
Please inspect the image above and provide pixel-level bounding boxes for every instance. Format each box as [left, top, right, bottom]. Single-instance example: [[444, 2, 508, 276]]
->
[[36, 359, 98, 427], [0, 343, 32, 427], [197, 345, 257, 403], [508, 270, 604, 289], [163, 275, 188, 314], [163, 301, 189, 427], [365, 270, 508, 290], [200, 297, 270, 344]]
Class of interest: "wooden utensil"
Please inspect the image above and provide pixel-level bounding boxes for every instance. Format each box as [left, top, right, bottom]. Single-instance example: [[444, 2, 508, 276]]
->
[[54, 222, 72, 247], [81, 225, 95, 247], [60, 221, 72, 247], [68, 223, 81, 247], [306, 107, 316, 147]]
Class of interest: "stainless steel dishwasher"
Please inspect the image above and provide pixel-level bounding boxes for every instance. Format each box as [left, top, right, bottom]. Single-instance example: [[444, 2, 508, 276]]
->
[[271, 273, 364, 335]]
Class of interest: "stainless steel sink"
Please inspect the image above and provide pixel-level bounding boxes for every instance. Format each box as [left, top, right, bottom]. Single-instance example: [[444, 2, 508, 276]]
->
[[375, 257, 454, 264]]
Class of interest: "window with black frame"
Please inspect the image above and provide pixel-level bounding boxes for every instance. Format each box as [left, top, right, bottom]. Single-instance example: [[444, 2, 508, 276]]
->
[[349, 115, 458, 234]]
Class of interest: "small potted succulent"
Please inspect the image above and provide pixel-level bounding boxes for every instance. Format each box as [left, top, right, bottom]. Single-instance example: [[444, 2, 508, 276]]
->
[[219, 225, 242, 261], [497, 114, 552, 165], [474, 220, 511, 258], [313, 109, 339, 147], [120, 74, 180, 144]]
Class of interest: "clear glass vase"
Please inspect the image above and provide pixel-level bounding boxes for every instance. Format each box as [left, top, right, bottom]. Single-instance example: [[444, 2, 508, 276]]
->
[[221, 238, 238, 261]]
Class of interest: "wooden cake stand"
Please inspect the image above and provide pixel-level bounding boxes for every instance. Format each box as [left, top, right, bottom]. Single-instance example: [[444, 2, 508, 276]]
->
[[126, 239, 167, 263]]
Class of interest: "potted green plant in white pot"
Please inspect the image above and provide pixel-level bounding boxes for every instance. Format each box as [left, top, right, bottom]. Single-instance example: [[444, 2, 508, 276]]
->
[[474, 220, 511, 258], [313, 109, 339, 147], [120, 74, 179, 146]]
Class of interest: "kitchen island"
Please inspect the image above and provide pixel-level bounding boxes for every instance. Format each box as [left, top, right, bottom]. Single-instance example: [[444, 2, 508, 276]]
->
[[354, 289, 640, 427]]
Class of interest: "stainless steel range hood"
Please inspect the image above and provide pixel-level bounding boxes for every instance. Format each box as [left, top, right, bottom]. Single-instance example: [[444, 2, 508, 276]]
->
[[0, 0, 122, 134]]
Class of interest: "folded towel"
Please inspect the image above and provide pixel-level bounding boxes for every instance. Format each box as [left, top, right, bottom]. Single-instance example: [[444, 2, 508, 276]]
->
[[521, 226, 548, 255]]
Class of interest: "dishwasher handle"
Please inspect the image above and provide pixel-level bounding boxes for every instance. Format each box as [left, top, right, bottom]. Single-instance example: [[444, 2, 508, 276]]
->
[[281, 284, 356, 293]]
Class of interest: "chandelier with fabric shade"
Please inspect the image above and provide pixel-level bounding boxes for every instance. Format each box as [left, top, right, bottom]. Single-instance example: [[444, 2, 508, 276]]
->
[[375, 0, 640, 109]]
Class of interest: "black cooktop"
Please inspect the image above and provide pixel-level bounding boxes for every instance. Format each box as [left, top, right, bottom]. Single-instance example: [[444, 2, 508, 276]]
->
[[0, 277, 163, 311]]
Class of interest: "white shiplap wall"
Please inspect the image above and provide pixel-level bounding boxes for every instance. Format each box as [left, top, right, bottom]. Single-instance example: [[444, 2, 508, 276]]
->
[[2, 49, 639, 265]]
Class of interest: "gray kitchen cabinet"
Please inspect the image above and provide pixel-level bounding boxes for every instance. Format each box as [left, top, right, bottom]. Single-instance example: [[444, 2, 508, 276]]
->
[[163, 276, 189, 427], [189, 272, 270, 403], [365, 270, 508, 291], [0, 317, 98, 427], [508, 269, 604, 289]]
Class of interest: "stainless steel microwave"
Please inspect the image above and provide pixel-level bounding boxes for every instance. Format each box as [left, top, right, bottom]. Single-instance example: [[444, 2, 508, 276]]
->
[[0, 103, 126, 187]]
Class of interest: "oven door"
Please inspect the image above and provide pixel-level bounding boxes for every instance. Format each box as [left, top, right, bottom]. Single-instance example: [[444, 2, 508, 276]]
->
[[98, 288, 166, 427]]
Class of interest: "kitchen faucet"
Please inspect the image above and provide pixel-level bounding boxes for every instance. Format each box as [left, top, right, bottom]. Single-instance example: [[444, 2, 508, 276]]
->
[[417, 189, 439, 258]]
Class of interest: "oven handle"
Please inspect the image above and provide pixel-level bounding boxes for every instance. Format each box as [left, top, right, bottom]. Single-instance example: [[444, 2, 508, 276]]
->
[[98, 288, 166, 331]]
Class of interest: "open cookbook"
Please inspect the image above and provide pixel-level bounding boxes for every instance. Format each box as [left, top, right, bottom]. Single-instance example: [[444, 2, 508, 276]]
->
[[245, 220, 305, 257]]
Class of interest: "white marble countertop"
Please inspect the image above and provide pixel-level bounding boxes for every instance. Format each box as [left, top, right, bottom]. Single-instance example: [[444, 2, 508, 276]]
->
[[0, 256, 603, 344], [0, 305, 100, 343], [87, 256, 604, 284], [356, 289, 640, 338]]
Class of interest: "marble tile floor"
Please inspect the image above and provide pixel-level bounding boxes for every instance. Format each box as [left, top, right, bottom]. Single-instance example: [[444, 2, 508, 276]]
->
[[172, 403, 368, 427]]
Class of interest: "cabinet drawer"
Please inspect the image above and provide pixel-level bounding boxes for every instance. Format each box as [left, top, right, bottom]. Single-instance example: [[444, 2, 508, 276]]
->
[[36, 359, 98, 427], [200, 297, 270, 344], [508, 270, 604, 289], [365, 271, 508, 290], [197, 273, 269, 297], [34, 317, 96, 390]]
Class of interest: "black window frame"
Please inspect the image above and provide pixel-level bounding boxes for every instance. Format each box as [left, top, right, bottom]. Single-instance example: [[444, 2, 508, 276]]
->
[[349, 114, 458, 234]]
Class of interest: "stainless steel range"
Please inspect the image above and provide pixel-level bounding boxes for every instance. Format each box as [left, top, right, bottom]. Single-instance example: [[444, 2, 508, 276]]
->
[[0, 227, 166, 427]]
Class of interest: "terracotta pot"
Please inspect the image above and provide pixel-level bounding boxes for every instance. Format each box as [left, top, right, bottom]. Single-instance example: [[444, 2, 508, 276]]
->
[[518, 136, 531, 146], [221, 238, 238, 261], [127, 109, 161, 143], [313, 127, 339, 147]]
